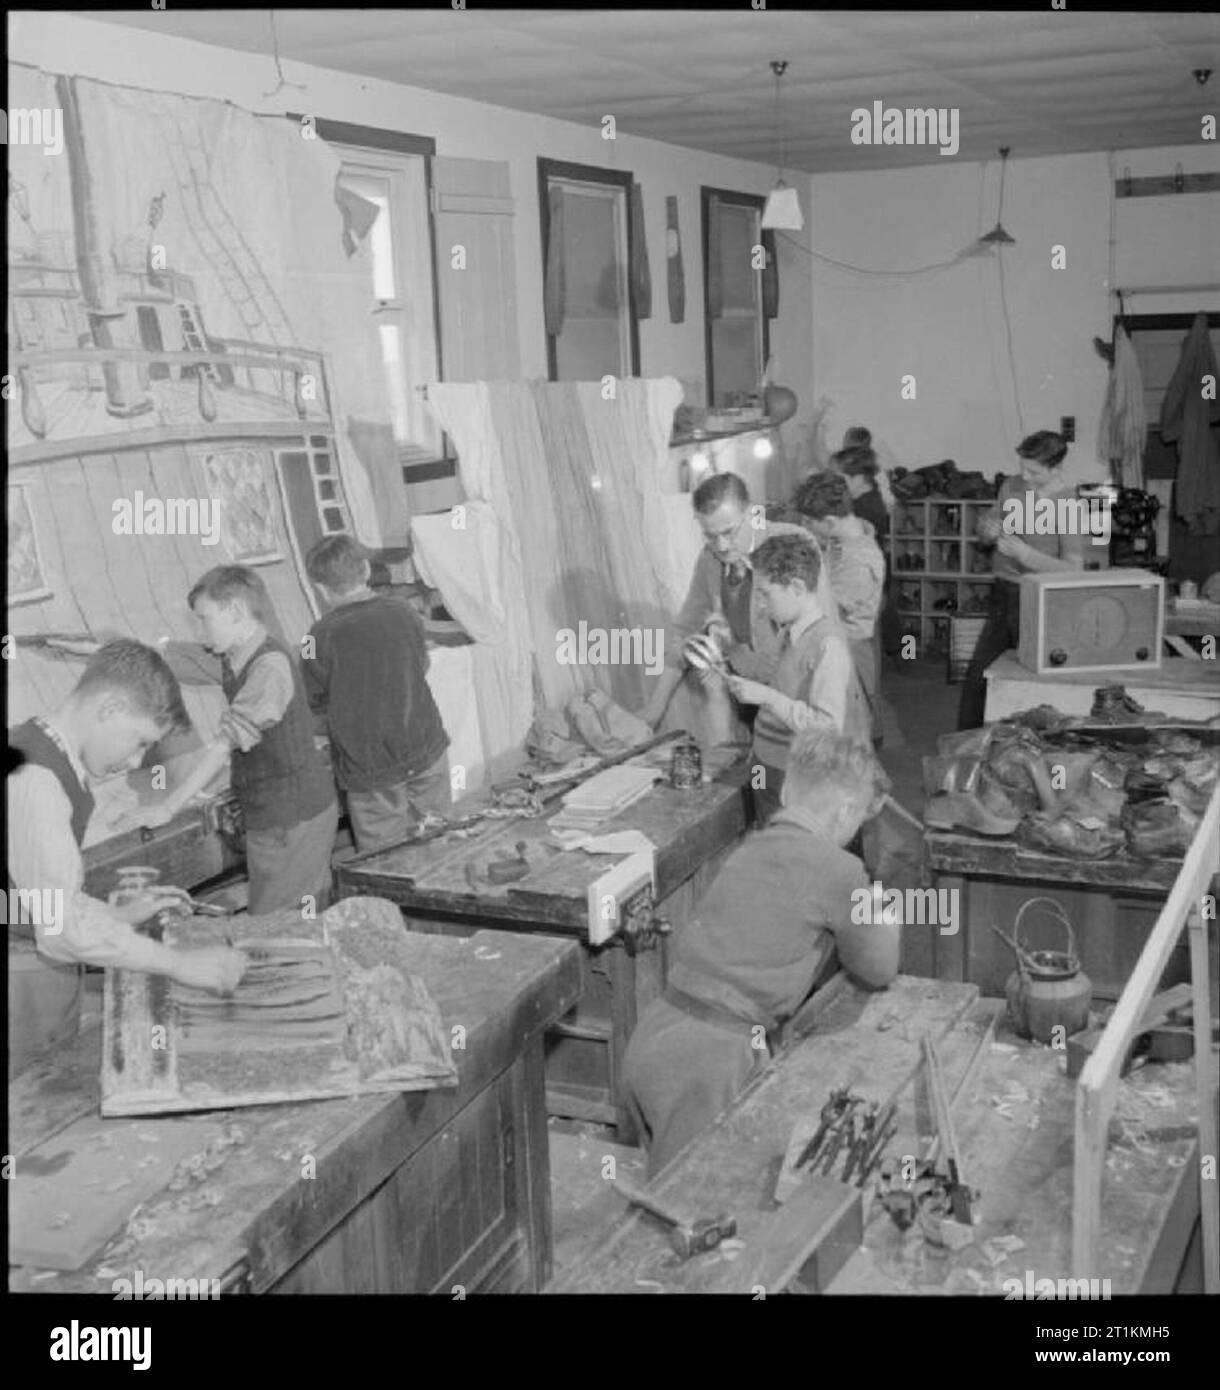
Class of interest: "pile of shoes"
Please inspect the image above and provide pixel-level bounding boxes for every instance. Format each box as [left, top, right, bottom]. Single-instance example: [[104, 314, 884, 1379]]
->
[[922, 716, 1218, 860], [891, 460, 999, 502]]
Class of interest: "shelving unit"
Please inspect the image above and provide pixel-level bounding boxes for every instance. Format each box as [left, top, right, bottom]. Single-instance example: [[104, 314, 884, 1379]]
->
[[890, 498, 996, 656]]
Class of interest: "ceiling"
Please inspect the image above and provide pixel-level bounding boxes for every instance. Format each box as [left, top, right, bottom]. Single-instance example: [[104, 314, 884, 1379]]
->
[[90, 9, 1220, 172]]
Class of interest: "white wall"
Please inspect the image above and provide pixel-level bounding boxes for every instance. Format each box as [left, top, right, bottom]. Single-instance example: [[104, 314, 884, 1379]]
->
[[807, 143, 1220, 485], [9, 12, 812, 448]]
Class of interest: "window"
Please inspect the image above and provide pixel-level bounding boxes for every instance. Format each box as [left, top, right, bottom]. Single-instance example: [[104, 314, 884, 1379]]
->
[[702, 189, 770, 407], [299, 117, 447, 470], [539, 160, 640, 381]]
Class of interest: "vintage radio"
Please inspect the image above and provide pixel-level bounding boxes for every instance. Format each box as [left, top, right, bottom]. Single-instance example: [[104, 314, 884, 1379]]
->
[[1017, 570, 1164, 675]]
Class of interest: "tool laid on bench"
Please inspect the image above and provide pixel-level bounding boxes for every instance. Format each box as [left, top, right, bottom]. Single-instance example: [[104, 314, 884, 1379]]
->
[[922, 1034, 974, 1225], [612, 1176, 736, 1260]]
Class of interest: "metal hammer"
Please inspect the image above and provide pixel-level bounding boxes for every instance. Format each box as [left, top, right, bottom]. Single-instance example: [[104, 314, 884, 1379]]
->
[[613, 1176, 736, 1259]]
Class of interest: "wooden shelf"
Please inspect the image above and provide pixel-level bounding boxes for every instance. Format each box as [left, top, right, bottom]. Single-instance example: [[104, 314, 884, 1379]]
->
[[889, 497, 997, 656]]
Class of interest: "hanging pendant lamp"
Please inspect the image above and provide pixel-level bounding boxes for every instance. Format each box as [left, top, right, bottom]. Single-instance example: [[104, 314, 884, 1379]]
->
[[762, 61, 804, 231], [976, 146, 1016, 247]]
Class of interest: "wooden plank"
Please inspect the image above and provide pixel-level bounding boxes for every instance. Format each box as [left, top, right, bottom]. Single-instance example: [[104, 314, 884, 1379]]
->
[[1187, 901, 1220, 1291], [736, 1175, 863, 1295], [1073, 783, 1220, 1282]]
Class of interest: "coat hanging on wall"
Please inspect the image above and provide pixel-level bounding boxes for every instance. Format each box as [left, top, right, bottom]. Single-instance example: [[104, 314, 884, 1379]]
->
[[666, 195, 685, 324], [629, 182, 652, 320]]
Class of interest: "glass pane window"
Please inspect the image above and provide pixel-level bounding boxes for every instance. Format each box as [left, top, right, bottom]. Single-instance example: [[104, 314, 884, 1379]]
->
[[703, 191, 768, 407], [540, 163, 638, 383], [335, 150, 442, 462]]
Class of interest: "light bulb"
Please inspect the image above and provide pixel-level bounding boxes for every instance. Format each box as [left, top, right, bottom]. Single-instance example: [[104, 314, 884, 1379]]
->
[[690, 451, 710, 475], [753, 437, 774, 461]]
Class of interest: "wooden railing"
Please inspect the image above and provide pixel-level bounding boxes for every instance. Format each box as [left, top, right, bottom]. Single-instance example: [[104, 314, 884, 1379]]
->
[[8, 343, 332, 441], [1073, 781, 1220, 1289]]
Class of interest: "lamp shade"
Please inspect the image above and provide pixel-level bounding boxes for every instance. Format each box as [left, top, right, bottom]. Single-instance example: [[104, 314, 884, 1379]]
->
[[761, 184, 804, 231]]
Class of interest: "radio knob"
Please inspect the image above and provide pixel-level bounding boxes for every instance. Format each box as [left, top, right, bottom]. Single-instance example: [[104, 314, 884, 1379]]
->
[[1135, 647, 1149, 661], [1048, 649, 1067, 667]]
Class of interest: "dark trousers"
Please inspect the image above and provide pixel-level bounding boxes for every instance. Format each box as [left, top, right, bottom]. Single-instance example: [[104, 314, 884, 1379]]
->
[[957, 580, 1021, 731]]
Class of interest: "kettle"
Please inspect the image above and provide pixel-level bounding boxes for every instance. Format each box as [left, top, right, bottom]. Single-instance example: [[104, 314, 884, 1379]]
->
[[993, 897, 1092, 1044]]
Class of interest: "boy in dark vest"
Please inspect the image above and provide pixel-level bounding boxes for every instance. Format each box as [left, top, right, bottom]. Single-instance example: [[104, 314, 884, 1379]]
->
[[303, 535, 451, 853], [725, 533, 872, 824], [622, 728, 899, 1177], [7, 641, 248, 1076], [143, 567, 338, 916]]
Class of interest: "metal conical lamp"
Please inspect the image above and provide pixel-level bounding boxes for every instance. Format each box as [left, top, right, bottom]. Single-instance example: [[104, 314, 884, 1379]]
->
[[975, 146, 1016, 248]]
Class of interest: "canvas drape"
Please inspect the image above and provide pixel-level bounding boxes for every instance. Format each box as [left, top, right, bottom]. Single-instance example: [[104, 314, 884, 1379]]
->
[[666, 195, 685, 325]]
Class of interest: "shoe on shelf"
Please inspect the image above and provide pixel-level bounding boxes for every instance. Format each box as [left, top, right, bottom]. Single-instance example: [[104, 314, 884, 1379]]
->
[[1122, 800, 1191, 857], [1019, 812, 1126, 859], [1091, 685, 1146, 721], [924, 790, 1021, 837]]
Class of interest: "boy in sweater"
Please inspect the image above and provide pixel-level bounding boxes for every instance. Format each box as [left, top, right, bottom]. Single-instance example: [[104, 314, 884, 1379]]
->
[[623, 728, 898, 1176], [8, 641, 247, 1074], [792, 470, 886, 746], [726, 533, 871, 824], [143, 567, 339, 916], [304, 535, 450, 853]]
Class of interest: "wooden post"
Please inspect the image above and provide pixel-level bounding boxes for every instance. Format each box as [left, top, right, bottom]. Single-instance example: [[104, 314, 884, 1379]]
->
[[1072, 784, 1219, 1286], [1187, 902, 1219, 1292]]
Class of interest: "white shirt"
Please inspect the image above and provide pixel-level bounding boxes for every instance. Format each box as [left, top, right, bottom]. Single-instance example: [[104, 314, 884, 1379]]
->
[[7, 720, 170, 973]]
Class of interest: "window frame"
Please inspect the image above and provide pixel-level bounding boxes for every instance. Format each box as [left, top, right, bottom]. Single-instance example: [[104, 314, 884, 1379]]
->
[[701, 186, 770, 408], [537, 158, 641, 382], [288, 114, 455, 483]]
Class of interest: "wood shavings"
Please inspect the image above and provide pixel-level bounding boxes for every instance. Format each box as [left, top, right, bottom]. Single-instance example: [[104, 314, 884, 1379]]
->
[[634, 1278, 665, 1289], [473, 946, 502, 961], [49, 1212, 74, 1228], [1166, 1155, 1188, 1168], [991, 1042, 1018, 1053], [990, 1234, 1025, 1254], [961, 1266, 995, 1294], [95, 1266, 121, 1281], [31, 1269, 61, 1282]]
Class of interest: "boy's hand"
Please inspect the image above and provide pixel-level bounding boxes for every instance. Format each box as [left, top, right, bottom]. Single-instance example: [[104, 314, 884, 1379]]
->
[[976, 516, 1001, 542], [139, 802, 180, 830], [170, 946, 248, 995], [110, 886, 192, 924], [726, 675, 772, 708], [995, 534, 1029, 562]]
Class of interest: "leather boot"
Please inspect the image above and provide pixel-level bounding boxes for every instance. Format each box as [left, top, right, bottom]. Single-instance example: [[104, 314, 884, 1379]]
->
[[1122, 800, 1191, 857], [924, 791, 1021, 837], [1092, 685, 1146, 721], [1020, 812, 1126, 859]]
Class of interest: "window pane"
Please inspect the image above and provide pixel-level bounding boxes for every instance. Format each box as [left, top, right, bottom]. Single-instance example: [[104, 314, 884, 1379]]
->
[[312, 452, 332, 476], [322, 506, 346, 532], [340, 171, 396, 301], [318, 480, 337, 501], [378, 323, 414, 445], [552, 178, 630, 381], [719, 205, 759, 312]]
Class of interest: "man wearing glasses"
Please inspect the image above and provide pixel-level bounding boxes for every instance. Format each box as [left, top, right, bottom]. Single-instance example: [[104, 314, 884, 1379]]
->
[[642, 472, 810, 732]]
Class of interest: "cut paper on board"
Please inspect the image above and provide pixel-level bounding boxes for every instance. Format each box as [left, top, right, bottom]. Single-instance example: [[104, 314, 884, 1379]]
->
[[101, 896, 457, 1117]]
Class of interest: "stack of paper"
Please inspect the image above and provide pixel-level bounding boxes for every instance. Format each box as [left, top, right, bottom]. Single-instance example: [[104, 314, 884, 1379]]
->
[[550, 766, 662, 829]]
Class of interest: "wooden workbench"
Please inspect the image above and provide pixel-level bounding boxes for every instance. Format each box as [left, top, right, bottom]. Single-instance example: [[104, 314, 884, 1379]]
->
[[9, 929, 580, 1294], [983, 651, 1220, 724], [925, 827, 1215, 999], [335, 770, 750, 1142], [556, 978, 1203, 1294]]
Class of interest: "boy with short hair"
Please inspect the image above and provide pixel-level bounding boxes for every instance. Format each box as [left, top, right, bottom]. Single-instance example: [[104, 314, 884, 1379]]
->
[[791, 470, 886, 745], [303, 534, 450, 854], [7, 640, 248, 1075], [726, 533, 871, 823], [623, 729, 899, 1176], [144, 567, 338, 916]]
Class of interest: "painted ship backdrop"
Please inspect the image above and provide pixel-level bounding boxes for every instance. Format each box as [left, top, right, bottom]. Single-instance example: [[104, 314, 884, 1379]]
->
[[7, 73, 382, 890]]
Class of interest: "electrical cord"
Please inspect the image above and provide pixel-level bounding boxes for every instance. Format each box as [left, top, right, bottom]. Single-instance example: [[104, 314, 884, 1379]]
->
[[777, 230, 966, 278]]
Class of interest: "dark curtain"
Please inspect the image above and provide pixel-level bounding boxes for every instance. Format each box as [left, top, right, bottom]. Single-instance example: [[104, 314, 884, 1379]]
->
[[761, 229, 779, 320], [706, 193, 723, 320], [544, 184, 566, 338], [629, 182, 652, 320]]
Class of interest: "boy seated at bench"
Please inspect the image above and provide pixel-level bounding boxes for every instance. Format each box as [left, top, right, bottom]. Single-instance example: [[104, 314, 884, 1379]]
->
[[622, 728, 899, 1177]]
